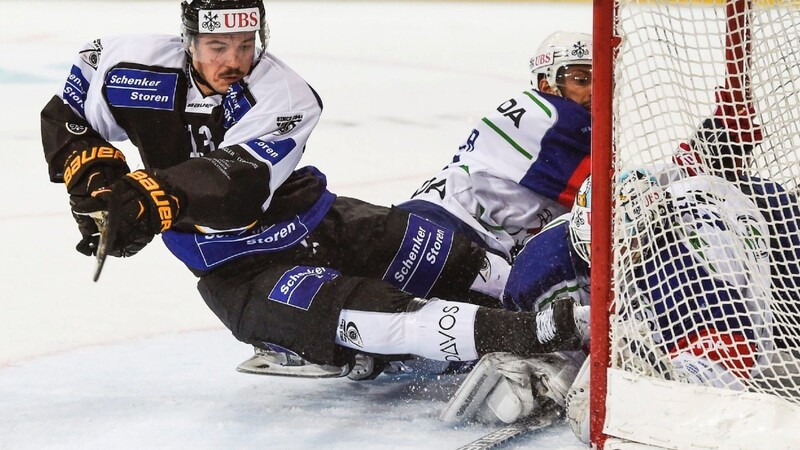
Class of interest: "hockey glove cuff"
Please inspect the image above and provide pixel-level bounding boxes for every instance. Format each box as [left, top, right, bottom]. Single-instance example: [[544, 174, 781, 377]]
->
[[72, 170, 182, 257]]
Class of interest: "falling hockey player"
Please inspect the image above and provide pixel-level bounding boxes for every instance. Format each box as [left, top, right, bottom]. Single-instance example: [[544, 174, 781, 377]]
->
[[399, 30, 592, 262], [41, 0, 588, 380]]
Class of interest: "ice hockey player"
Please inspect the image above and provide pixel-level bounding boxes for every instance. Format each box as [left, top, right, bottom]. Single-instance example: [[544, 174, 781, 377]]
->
[[351, 30, 592, 379], [41, 0, 586, 378], [440, 176, 592, 425], [443, 169, 776, 439], [398, 31, 592, 262], [564, 169, 776, 443]]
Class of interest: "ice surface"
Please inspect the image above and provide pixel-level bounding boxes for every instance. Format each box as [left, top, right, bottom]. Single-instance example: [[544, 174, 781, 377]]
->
[[0, 2, 591, 448]]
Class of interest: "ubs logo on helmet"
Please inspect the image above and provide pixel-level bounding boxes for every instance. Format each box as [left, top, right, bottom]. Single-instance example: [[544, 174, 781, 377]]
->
[[198, 8, 261, 33], [530, 50, 554, 71]]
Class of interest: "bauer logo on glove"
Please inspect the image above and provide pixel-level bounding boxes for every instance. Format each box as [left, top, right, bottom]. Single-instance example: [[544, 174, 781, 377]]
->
[[71, 169, 181, 258]]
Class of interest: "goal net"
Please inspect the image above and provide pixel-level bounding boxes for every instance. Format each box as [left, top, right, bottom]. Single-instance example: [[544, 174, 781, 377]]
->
[[591, 1, 800, 448]]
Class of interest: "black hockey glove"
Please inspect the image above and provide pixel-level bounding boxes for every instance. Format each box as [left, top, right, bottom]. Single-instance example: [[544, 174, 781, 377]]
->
[[71, 170, 181, 258], [63, 146, 131, 256]]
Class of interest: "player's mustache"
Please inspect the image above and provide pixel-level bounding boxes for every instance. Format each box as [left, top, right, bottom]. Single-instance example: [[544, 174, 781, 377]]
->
[[220, 70, 244, 78]]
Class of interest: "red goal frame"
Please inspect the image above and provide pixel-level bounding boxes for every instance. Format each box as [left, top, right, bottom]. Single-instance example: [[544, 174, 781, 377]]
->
[[589, 1, 752, 447]]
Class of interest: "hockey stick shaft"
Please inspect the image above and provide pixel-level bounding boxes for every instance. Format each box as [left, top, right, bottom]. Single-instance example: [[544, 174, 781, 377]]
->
[[89, 210, 109, 282], [456, 403, 560, 450]]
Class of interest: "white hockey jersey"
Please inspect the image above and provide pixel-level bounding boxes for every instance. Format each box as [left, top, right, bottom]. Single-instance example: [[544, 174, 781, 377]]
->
[[401, 89, 591, 260], [43, 34, 323, 232]]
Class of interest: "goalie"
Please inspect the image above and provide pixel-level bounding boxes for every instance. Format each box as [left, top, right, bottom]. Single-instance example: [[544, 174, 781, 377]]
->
[[443, 170, 779, 442]]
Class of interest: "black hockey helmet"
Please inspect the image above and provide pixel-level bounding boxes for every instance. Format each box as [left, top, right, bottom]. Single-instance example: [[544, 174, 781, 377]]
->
[[181, 0, 269, 53]]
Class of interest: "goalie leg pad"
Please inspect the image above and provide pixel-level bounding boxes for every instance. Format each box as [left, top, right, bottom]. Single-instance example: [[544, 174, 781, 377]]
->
[[440, 352, 543, 425], [480, 369, 538, 424], [496, 352, 582, 407], [440, 352, 508, 424], [566, 356, 591, 444]]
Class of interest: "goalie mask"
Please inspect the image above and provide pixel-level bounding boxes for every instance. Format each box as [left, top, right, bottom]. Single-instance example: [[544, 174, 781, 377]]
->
[[616, 169, 668, 260], [181, 0, 270, 57], [530, 31, 592, 95], [569, 176, 592, 267]]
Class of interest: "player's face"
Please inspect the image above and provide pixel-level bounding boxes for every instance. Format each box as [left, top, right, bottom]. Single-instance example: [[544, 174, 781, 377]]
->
[[191, 32, 256, 95], [557, 65, 592, 111]]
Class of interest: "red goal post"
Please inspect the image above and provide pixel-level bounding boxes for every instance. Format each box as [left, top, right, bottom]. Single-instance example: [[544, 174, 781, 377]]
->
[[591, 1, 800, 448]]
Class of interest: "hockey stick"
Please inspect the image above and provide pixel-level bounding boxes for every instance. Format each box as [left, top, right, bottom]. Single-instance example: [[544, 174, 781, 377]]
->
[[89, 210, 110, 282], [456, 403, 561, 450]]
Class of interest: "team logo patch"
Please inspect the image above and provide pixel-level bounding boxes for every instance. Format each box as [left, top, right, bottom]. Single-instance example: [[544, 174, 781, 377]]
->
[[268, 266, 339, 311], [65, 123, 88, 135], [338, 320, 364, 348], [571, 41, 590, 59], [276, 114, 303, 135], [198, 8, 260, 34], [78, 39, 103, 69], [105, 68, 178, 111], [382, 214, 454, 297]]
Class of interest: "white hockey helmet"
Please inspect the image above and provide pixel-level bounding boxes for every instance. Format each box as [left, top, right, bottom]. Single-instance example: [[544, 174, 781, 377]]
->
[[530, 31, 593, 92], [569, 175, 592, 267]]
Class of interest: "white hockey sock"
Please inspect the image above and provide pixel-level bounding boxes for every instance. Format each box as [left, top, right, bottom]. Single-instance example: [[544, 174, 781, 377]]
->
[[336, 299, 481, 362], [469, 252, 510, 299]]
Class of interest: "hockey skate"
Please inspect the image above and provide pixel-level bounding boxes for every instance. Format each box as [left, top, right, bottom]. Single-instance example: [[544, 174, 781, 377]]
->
[[236, 344, 349, 378]]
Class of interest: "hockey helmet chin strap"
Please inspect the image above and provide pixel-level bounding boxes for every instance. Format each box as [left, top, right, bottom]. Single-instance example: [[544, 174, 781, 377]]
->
[[188, 61, 217, 95]]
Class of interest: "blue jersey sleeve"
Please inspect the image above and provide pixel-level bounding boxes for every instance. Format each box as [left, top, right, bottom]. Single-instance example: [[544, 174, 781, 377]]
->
[[502, 220, 586, 311]]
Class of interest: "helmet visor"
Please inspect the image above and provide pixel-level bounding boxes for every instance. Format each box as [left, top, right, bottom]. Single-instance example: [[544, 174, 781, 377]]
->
[[556, 64, 593, 88]]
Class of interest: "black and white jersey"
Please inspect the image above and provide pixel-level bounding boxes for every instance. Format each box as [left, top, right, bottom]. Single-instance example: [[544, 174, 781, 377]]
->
[[42, 34, 323, 232]]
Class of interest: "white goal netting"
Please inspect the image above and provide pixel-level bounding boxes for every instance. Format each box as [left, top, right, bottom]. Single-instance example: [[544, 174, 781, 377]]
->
[[608, 0, 800, 423]]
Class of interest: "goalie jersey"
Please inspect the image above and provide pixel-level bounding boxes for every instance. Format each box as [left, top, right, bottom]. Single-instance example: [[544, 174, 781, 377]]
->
[[401, 89, 591, 260], [627, 175, 773, 382]]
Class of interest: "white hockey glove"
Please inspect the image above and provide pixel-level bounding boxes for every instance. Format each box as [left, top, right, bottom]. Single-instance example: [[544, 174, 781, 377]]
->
[[440, 352, 581, 425]]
